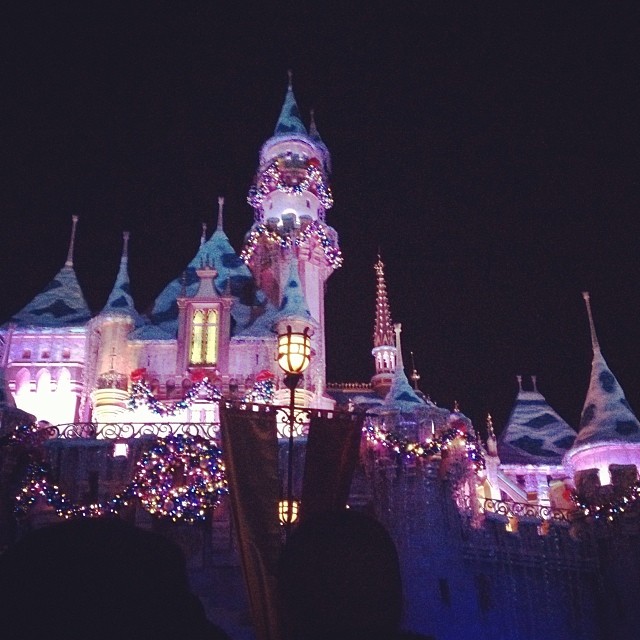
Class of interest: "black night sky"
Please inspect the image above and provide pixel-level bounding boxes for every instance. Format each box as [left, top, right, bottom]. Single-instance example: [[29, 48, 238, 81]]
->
[[2, 3, 640, 434]]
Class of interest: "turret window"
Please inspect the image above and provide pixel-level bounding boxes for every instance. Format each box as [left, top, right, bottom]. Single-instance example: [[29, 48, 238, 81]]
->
[[190, 309, 218, 365]]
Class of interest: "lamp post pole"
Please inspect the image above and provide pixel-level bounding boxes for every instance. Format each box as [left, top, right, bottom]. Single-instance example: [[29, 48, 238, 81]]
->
[[276, 323, 312, 538], [284, 372, 300, 537]]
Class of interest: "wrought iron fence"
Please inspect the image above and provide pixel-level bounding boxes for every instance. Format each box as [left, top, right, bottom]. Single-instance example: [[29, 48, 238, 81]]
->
[[46, 422, 221, 440], [482, 497, 570, 524]]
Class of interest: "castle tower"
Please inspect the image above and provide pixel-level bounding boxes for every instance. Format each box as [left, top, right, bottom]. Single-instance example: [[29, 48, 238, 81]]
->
[[371, 255, 397, 397], [2, 216, 90, 425], [242, 73, 342, 400], [90, 231, 139, 425], [565, 292, 640, 490]]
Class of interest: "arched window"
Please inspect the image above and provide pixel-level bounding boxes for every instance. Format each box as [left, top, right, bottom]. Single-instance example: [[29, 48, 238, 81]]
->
[[189, 309, 218, 365]]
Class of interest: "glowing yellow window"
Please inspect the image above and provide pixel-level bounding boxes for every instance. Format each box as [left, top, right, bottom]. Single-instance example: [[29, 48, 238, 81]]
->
[[189, 309, 218, 365]]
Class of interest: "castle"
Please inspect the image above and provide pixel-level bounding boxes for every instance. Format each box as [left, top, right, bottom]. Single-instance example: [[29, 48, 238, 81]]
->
[[1, 79, 640, 640]]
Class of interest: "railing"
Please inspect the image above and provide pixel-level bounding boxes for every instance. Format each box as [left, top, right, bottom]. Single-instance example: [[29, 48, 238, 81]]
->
[[39, 422, 221, 440], [481, 497, 571, 524]]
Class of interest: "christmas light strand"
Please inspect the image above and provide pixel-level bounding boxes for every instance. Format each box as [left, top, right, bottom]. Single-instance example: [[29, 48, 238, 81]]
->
[[573, 481, 640, 523], [15, 435, 227, 524], [363, 419, 485, 472], [247, 156, 334, 212], [240, 219, 343, 269], [243, 378, 275, 404], [127, 379, 221, 417]]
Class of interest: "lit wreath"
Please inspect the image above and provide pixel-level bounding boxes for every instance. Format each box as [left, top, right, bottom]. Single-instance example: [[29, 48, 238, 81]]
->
[[131, 435, 227, 524]]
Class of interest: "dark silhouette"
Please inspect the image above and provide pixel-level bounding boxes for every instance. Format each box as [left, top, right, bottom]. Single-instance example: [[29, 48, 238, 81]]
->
[[277, 510, 407, 640], [0, 518, 230, 640]]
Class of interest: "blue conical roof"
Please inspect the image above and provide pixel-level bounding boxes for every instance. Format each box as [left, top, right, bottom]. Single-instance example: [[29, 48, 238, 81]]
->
[[383, 366, 428, 413], [574, 350, 640, 447], [134, 221, 256, 339], [499, 384, 576, 464], [10, 264, 91, 327], [100, 232, 141, 325], [272, 259, 317, 326], [572, 293, 640, 449], [274, 76, 307, 137], [10, 216, 91, 328]]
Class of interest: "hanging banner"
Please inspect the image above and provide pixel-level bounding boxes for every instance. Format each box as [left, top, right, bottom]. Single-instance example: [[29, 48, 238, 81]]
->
[[219, 404, 281, 640], [301, 410, 363, 521]]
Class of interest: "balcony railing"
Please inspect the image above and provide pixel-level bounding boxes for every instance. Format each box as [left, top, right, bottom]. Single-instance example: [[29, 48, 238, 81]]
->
[[37, 421, 221, 441], [481, 497, 571, 524]]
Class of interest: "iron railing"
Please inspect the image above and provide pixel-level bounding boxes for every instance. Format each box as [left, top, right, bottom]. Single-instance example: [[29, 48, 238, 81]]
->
[[481, 497, 570, 524]]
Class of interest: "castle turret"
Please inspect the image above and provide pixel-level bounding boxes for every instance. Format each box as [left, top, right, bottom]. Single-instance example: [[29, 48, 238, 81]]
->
[[371, 255, 397, 397], [565, 292, 640, 491], [90, 232, 139, 425], [242, 73, 341, 401], [2, 216, 89, 425]]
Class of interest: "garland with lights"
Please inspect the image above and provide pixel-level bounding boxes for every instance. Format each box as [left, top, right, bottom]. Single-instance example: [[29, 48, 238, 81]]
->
[[127, 379, 221, 417], [15, 435, 227, 524], [243, 377, 276, 404], [363, 419, 485, 472], [240, 219, 343, 269], [572, 481, 640, 523], [16, 460, 134, 520], [247, 156, 334, 212]]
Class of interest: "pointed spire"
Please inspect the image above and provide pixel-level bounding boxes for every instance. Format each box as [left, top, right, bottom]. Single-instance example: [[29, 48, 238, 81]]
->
[[309, 108, 322, 141], [274, 70, 307, 136], [200, 223, 207, 246], [11, 215, 90, 327], [65, 215, 79, 267], [100, 231, 140, 323], [582, 291, 600, 353], [409, 351, 421, 390], [570, 292, 640, 449], [373, 256, 395, 348], [121, 231, 130, 261], [487, 413, 495, 439], [516, 374, 523, 392], [394, 323, 404, 370], [486, 413, 498, 456], [216, 196, 224, 231]]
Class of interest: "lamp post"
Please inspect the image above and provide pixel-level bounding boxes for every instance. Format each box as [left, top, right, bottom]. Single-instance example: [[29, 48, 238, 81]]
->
[[276, 321, 313, 535]]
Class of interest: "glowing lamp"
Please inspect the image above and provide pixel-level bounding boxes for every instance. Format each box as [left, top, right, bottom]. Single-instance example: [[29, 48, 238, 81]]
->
[[277, 325, 312, 374], [113, 442, 129, 459], [279, 499, 299, 525]]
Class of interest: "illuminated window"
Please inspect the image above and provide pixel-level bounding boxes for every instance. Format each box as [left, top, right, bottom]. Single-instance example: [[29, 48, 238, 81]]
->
[[189, 309, 218, 365]]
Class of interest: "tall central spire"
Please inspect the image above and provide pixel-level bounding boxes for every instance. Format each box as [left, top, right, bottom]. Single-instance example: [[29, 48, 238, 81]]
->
[[371, 255, 397, 396], [373, 256, 395, 349]]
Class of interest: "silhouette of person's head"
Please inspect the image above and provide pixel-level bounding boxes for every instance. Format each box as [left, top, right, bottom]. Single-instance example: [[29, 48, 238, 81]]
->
[[0, 518, 229, 640], [277, 510, 403, 640]]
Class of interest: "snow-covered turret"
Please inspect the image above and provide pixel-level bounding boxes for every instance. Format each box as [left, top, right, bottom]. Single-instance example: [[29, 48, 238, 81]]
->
[[497, 375, 576, 505], [10, 216, 91, 328], [565, 293, 640, 490], [242, 73, 341, 398], [90, 232, 141, 426], [499, 375, 576, 465], [1, 217, 89, 425]]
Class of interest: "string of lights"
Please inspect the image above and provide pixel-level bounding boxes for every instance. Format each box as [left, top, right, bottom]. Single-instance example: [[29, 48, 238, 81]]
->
[[240, 219, 343, 269], [127, 379, 222, 417], [247, 156, 334, 211], [15, 435, 227, 524]]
